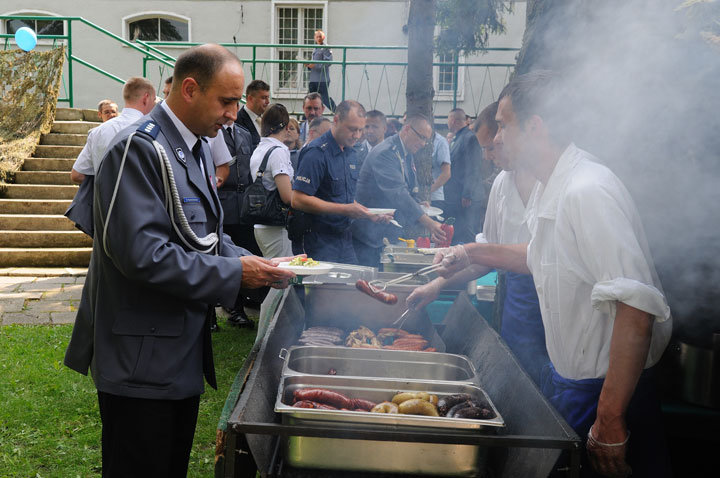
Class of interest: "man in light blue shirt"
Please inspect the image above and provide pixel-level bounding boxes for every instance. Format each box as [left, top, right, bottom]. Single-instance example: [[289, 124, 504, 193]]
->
[[430, 132, 451, 210]]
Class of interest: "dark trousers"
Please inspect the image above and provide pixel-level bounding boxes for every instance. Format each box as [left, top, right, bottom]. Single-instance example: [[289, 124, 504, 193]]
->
[[445, 201, 486, 245], [97, 391, 200, 478], [309, 81, 336, 112], [303, 230, 357, 264], [353, 238, 383, 268]]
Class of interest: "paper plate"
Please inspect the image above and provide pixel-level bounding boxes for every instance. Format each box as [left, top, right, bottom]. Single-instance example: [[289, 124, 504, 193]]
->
[[422, 206, 443, 217], [277, 262, 334, 275], [368, 208, 396, 215]]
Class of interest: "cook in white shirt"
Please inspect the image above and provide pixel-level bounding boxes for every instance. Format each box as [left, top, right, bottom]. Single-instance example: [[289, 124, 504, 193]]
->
[[434, 72, 672, 477]]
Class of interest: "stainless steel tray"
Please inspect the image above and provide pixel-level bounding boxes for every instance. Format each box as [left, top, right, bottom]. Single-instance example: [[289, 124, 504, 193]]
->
[[276, 375, 502, 475], [280, 345, 476, 382], [275, 375, 504, 430]]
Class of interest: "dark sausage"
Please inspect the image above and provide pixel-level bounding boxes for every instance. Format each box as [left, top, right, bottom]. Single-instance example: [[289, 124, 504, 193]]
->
[[437, 393, 473, 416], [293, 388, 353, 409], [446, 401, 477, 418], [355, 280, 398, 305], [454, 406, 495, 420], [291, 400, 338, 410]]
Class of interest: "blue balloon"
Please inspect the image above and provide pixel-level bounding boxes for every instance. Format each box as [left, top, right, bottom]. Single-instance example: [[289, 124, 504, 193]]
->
[[15, 27, 37, 52]]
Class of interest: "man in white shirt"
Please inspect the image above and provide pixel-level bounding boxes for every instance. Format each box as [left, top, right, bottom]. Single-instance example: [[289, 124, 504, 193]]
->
[[434, 71, 672, 477], [235, 79, 269, 148], [97, 99, 118, 123], [363, 109, 387, 154], [70, 78, 156, 184]]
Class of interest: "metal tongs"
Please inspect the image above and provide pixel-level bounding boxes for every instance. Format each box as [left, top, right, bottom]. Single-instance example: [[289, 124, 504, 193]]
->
[[367, 254, 454, 293]]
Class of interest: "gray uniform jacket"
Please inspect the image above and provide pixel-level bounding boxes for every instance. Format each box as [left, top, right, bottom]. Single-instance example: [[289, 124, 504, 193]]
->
[[351, 135, 424, 248], [309, 46, 332, 83], [64, 104, 250, 400]]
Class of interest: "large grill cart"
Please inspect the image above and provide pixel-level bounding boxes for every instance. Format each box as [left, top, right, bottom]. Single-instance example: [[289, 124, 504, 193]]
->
[[219, 285, 581, 477]]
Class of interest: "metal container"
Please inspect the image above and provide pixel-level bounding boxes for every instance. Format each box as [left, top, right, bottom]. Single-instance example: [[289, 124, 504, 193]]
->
[[476, 284, 496, 302], [679, 334, 720, 408], [275, 375, 503, 476], [381, 251, 437, 274], [280, 345, 476, 382]]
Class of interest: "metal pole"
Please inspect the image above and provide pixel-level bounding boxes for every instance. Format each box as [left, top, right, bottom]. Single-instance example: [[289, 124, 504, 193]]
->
[[252, 45, 256, 79], [67, 20, 73, 108], [341, 47, 347, 101], [452, 48, 459, 109]]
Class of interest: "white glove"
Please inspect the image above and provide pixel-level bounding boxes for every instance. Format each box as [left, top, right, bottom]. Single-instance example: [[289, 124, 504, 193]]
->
[[406, 279, 443, 311], [433, 245, 470, 278]]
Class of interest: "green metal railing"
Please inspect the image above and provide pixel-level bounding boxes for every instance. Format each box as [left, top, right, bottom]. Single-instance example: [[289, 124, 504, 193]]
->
[[1, 15, 518, 114]]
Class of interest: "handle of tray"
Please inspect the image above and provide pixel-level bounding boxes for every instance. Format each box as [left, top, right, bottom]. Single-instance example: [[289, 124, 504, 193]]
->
[[278, 348, 289, 360]]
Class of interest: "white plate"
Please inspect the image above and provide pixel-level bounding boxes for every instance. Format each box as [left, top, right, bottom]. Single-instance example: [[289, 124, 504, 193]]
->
[[422, 206, 443, 217], [277, 261, 334, 275], [368, 208, 396, 215]]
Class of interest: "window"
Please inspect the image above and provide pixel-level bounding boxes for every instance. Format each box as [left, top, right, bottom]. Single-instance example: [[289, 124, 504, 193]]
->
[[2, 11, 64, 39], [124, 14, 189, 43], [274, 4, 325, 92], [434, 50, 465, 100]]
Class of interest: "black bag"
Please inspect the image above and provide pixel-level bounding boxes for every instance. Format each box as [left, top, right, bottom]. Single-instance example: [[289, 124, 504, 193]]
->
[[286, 207, 312, 241], [239, 146, 288, 226]]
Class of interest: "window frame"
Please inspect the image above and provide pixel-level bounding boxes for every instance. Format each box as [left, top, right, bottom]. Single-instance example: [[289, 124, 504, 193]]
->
[[1, 10, 66, 45], [270, 1, 329, 99], [122, 11, 191, 47], [434, 50, 466, 102]]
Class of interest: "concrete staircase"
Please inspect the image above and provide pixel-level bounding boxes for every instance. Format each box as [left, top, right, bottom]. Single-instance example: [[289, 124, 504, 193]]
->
[[0, 107, 99, 267]]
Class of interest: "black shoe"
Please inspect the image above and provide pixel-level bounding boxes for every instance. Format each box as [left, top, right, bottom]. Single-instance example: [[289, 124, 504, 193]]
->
[[227, 308, 253, 328], [210, 322, 220, 333]]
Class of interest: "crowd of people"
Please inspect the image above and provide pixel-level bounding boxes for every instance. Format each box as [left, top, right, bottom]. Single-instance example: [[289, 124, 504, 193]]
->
[[63, 40, 672, 478]]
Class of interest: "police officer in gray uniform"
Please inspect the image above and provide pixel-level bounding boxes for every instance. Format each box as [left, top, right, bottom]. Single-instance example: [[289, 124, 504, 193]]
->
[[352, 115, 447, 267], [291, 100, 385, 263], [63, 45, 295, 477]]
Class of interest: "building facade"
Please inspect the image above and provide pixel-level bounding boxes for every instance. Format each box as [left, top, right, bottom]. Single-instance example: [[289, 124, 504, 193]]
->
[[2, 0, 526, 117]]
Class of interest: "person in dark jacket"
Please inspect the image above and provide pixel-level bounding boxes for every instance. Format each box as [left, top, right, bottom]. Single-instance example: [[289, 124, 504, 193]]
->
[[235, 80, 270, 148]]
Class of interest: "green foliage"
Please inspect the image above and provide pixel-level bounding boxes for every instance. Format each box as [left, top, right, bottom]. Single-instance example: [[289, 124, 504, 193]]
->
[[435, 0, 512, 55], [0, 317, 257, 477]]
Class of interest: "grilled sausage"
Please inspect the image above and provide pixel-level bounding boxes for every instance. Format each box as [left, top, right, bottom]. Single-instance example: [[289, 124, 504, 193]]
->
[[371, 401, 399, 413], [398, 398, 440, 416], [291, 400, 337, 410], [355, 280, 399, 305], [437, 393, 473, 416], [293, 388, 353, 409], [351, 398, 377, 411], [453, 406, 495, 419], [446, 401, 480, 418]]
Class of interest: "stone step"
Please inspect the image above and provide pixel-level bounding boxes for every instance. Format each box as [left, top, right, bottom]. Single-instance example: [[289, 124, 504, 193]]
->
[[0, 214, 76, 231], [14, 171, 74, 185], [22, 158, 75, 172], [1, 184, 78, 200], [0, 199, 72, 215], [51, 121, 98, 134], [33, 145, 83, 159], [0, 230, 92, 248], [40, 133, 88, 146], [0, 247, 91, 267], [82, 109, 102, 122], [54, 108, 84, 121]]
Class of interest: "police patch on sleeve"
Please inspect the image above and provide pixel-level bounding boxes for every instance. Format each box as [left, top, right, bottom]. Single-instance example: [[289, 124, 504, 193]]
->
[[295, 176, 311, 184]]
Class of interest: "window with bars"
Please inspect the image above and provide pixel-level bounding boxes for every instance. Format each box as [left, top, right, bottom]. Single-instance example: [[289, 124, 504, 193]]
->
[[3, 13, 64, 38], [126, 15, 189, 42], [276, 6, 324, 91], [437, 52, 457, 93]]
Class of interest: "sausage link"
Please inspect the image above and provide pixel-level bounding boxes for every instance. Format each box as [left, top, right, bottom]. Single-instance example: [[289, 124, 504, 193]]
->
[[293, 388, 353, 409], [351, 398, 377, 411], [355, 280, 399, 305]]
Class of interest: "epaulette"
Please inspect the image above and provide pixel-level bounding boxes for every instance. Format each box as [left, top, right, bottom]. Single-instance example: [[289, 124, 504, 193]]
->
[[135, 120, 161, 140], [319, 142, 329, 150]]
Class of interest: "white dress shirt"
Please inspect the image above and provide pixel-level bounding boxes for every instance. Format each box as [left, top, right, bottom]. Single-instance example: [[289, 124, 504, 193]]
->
[[480, 170, 536, 245], [159, 101, 207, 177], [72, 107, 144, 175], [524, 143, 672, 380], [208, 131, 232, 167], [244, 105, 262, 137]]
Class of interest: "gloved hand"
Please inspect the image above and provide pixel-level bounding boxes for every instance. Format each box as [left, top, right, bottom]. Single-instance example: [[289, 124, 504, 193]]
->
[[432, 245, 470, 278], [406, 279, 442, 311], [586, 425, 632, 478]]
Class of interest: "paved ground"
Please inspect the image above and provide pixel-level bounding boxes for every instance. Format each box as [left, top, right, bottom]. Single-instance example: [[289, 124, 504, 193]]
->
[[0, 268, 87, 326]]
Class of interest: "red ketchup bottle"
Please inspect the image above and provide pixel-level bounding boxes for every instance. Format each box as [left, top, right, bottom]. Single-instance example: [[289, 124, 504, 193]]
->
[[438, 217, 455, 248], [416, 236, 431, 248]]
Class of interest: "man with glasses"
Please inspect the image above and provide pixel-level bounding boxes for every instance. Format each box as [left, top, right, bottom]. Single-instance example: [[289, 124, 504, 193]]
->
[[352, 115, 447, 267]]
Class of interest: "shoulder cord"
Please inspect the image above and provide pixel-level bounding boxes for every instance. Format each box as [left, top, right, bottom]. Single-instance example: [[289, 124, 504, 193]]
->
[[103, 132, 219, 257]]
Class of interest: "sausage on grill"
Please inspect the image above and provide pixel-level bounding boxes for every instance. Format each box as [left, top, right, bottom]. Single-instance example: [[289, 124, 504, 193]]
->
[[355, 280, 398, 305]]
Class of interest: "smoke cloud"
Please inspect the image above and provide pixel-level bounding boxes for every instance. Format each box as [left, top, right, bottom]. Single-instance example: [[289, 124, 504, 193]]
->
[[511, 0, 720, 341]]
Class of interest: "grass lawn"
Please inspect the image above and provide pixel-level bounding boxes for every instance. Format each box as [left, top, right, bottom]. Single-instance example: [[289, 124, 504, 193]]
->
[[0, 314, 257, 477]]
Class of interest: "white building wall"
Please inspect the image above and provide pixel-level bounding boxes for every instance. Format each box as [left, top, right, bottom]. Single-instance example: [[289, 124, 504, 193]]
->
[[2, 0, 525, 117]]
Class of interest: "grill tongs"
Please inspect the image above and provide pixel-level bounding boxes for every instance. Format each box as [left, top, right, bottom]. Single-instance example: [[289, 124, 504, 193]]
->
[[367, 254, 453, 293]]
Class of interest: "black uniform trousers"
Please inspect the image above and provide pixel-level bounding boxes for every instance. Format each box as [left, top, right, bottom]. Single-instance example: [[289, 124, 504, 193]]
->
[[97, 391, 200, 478], [308, 81, 336, 112]]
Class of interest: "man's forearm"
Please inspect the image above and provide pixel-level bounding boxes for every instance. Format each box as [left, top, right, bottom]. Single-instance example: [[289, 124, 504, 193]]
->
[[596, 302, 653, 434], [465, 242, 530, 274], [292, 191, 348, 216]]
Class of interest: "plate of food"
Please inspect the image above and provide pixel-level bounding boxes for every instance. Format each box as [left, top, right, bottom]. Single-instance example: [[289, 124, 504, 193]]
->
[[277, 257, 334, 275], [421, 205, 443, 217], [368, 208, 396, 215]]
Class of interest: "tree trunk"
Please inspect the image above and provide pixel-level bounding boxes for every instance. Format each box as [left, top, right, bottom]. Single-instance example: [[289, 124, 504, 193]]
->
[[406, 0, 436, 204]]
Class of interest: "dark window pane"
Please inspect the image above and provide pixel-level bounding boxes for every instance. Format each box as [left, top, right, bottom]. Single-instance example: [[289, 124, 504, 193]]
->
[[160, 18, 188, 41], [36, 19, 63, 36], [6, 19, 32, 35], [129, 19, 159, 41]]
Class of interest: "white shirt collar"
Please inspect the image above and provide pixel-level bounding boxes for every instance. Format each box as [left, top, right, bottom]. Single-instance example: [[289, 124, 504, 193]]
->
[[243, 105, 262, 135], [160, 100, 202, 151], [119, 107, 143, 121]]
